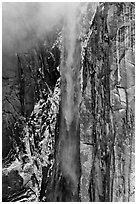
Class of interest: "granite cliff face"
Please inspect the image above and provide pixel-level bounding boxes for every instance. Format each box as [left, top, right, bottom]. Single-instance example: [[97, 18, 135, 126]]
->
[[2, 51, 61, 202], [2, 2, 135, 202]]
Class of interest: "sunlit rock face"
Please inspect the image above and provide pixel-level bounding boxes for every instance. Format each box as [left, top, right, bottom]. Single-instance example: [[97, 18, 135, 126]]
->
[[2, 77, 60, 202], [2, 38, 61, 159]]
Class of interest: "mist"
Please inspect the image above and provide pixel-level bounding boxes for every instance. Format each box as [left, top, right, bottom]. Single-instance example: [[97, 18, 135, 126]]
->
[[2, 2, 66, 53], [2, 2, 96, 76], [2, 2, 69, 77]]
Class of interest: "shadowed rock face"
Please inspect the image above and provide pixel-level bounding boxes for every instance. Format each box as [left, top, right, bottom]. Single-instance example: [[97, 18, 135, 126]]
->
[[2, 170, 23, 201], [2, 42, 60, 159], [2, 76, 60, 202]]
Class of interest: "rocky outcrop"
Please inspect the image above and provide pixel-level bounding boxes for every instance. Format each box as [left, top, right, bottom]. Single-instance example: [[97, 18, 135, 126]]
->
[[2, 77, 60, 201]]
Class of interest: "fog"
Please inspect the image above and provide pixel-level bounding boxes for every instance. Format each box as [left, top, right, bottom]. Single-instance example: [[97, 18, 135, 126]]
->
[[2, 2, 67, 53]]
